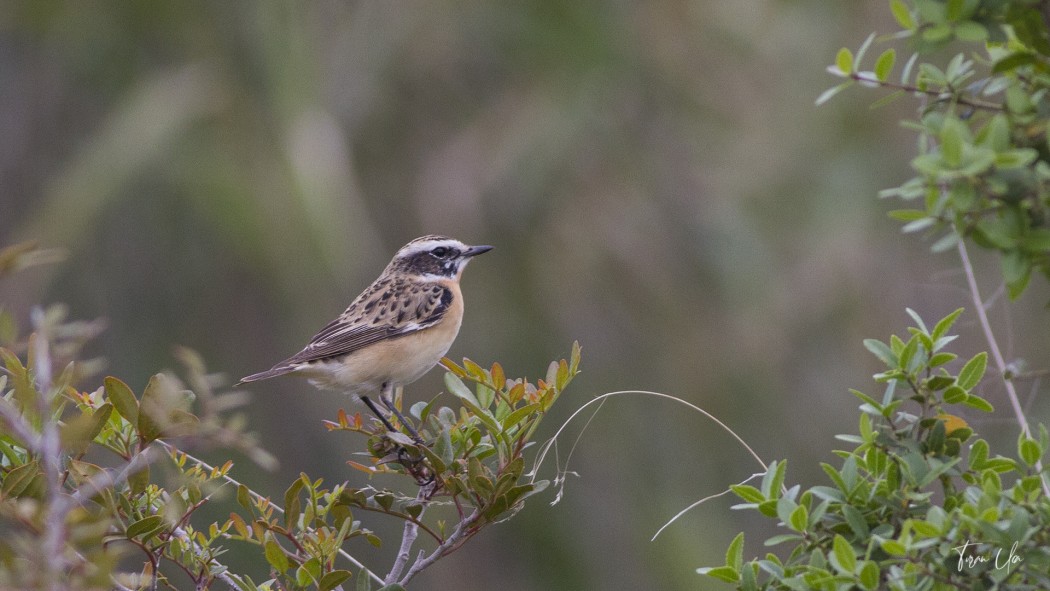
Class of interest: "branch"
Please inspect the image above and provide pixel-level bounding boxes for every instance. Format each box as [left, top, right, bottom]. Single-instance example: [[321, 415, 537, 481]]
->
[[66, 445, 162, 508], [384, 486, 432, 585], [32, 310, 68, 591], [956, 239, 1050, 497], [848, 72, 1005, 112], [398, 508, 481, 586]]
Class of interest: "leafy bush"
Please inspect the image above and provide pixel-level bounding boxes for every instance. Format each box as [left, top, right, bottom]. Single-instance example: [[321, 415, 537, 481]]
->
[[0, 242, 579, 590], [820, 0, 1050, 298], [699, 309, 1050, 590], [701, 1, 1050, 589]]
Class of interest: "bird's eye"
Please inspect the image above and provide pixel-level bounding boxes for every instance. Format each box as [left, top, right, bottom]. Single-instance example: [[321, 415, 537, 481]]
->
[[430, 247, 449, 258]]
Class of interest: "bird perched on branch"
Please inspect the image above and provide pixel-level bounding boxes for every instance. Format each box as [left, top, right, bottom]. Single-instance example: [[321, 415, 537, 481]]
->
[[237, 235, 493, 441]]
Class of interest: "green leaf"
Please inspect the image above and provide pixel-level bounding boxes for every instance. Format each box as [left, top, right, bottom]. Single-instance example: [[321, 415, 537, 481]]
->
[[910, 519, 940, 538], [359, 574, 375, 591], [501, 402, 540, 430], [993, 52, 1037, 74], [726, 532, 745, 571], [696, 566, 740, 583], [854, 32, 875, 67], [850, 389, 883, 413], [760, 460, 787, 499], [126, 515, 166, 542], [319, 571, 352, 591], [1021, 229, 1050, 253], [898, 335, 920, 372], [923, 23, 953, 42], [775, 497, 798, 527], [836, 47, 854, 75], [888, 209, 928, 222], [731, 484, 765, 504], [60, 403, 113, 454], [104, 376, 138, 424], [858, 560, 880, 590], [374, 492, 394, 512], [965, 395, 993, 414], [931, 308, 964, 341], [816, 81, 854, 105], [138, 374, 175, 444], [284, 478, 305, 529], [863, 339, 896, 366], [890, 0, 914, 29], [956, 352, 987, 390], [2, 461, 41, 497], [128, 464, 150, 496], [932, 354, 957, 367], [763, 533, 804, 546], [900, 52, 919, 85], [830, 534, 857, 575], [874, 48, 896, 81], [943, 386, 967, 404], [821, 462, 847, 492], [789, 505, 809, 532], [954, 20, 988, 41], [1018, 436, 1042, 467], [940, 117, 967, 168], [995, 148, 1038, 169], [444, 372, 500, 432], [264, 538, 290, 574], [969, 439, 989, 469], [880, 538, 908, 556], [1002, 250, 1032, 298], [841, 504, 869, 538], [945, 0, 965, 21], [237, 484, 253, 511]]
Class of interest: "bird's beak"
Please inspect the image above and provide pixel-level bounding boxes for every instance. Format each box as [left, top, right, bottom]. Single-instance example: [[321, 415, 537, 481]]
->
[[464, 244, 494, 257]]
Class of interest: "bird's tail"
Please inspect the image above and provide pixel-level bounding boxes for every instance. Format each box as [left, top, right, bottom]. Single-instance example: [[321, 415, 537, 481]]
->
[[234, 365, 296, 387]]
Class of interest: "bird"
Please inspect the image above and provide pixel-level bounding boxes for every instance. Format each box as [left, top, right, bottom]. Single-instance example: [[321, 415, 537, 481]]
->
[[237, 235, 493, 441]]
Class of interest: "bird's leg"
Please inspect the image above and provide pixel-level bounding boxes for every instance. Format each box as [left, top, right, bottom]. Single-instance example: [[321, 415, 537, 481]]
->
[[360, 395, 398, 433], [381, 383, 425, 445], [376, 385, 433, 485]]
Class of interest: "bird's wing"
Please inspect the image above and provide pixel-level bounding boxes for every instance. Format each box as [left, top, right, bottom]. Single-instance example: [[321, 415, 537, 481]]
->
[[280, 281, 453, 366]]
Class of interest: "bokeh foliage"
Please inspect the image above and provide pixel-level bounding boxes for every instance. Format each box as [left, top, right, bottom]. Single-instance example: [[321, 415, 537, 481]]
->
[[700, 1, 1050, 589], [3, 1, 1050, 590]]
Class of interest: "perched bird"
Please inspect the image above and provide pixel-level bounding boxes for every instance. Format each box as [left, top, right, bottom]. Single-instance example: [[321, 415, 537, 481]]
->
[[237, 235, 493, 439]]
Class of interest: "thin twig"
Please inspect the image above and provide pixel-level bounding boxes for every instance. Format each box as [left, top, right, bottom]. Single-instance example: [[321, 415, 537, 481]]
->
[[956, 239, 1050, 497], [156, 441, 384, 587], [849, 72, 1004, 112], [171, 526, 245, 591]]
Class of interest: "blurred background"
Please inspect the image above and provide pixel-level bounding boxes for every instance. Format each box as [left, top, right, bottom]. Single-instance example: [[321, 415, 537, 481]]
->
[[1, 2, 1048, 589]]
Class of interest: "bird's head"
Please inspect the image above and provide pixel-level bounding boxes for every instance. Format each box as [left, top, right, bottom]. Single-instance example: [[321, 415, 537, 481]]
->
[[388, 235, 493, 280]]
